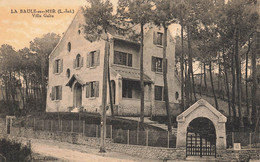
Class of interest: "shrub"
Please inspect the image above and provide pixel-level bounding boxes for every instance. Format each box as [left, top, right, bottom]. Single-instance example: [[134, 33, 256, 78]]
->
[[0, 138, 32, 162]]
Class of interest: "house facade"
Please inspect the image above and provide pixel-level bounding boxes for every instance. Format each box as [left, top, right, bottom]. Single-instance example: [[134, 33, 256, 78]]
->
[[46, 10, 181, 116]]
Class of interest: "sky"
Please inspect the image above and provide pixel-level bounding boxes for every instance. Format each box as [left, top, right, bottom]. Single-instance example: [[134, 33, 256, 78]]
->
[[0, 0, 179, 50]]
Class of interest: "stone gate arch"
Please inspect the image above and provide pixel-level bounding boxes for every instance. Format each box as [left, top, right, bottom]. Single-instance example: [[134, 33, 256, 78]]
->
[[176, 99, 227, 155]]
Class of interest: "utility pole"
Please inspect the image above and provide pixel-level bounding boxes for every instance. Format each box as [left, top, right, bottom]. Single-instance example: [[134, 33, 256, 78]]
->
[[100, 33, 109, 152]]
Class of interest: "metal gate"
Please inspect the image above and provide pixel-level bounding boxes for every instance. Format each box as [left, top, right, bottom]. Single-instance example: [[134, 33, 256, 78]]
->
[[186, 132, 216, 157]]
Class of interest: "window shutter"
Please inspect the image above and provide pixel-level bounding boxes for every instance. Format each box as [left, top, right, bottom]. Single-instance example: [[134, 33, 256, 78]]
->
[[51, 87, 55, 100], [95, 81, 99, 97], [85, 82, 90, 98], [53, 61, 56, 74], [153, 31, 157, 45], [59, 86, 62, 100], [80, 57, 83, 67], [86, 53, 90, 68], [95, 50, 100, 66], [73, 59, 76, 69], [151, 56, 156, 71], [60, 59, 63, 73]]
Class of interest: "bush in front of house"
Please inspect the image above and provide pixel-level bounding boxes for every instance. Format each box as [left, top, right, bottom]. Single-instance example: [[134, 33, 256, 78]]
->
[[0, 138, 32, 162]]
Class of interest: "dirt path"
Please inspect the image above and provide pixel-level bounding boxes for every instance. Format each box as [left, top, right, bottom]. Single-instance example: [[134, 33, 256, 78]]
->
[[22, 138, 160, 162]]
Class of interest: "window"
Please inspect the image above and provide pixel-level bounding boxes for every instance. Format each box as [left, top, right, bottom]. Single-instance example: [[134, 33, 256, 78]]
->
[[53, 59, 63, 74], [114, 51, 132, 67], [155, 86, 163, 101], [78, 29, 81, 35], [151, 56, 167, 73], [87, 50, 100, 68], [153, 32, 163, 46], [86, 81, 99, 98], [51, 85, 62, 100], [175, 92, 179, 100], [257, 76, 260, 84], [122, 80, 133, 98], [66, 69, 70, 78], [67, 42, 71, 52]]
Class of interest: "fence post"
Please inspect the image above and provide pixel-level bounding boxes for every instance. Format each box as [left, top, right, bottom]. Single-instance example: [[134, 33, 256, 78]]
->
[[167, 131, 170, 148], [42, 119, 44, 131], [96, 125, 98, 138], [127, 130, 130, 145], [83, 120, 85, 135], [50, 120, 53, 131], [146, 130, 149, 146], [232, 132, 234, 147], [33, 118, 35, 131], [71, 120, 73, 133], [110, 125, 113, 140], [249, 132, 252, 148], [137, 122, 139, 145], [60, 120, 63, 132]]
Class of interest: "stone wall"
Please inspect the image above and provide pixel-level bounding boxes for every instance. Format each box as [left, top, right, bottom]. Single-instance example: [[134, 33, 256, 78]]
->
[[217, 149, 260, 162]]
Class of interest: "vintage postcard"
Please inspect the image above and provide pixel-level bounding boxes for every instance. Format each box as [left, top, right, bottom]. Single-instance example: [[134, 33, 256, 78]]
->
[[0, 0, 259, 161]]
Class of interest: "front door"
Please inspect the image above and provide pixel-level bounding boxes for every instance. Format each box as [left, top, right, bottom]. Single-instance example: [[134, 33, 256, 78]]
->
[[73, 83, 82, 108]]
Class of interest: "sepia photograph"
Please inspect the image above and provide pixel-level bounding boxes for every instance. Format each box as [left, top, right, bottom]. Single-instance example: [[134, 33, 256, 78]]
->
[[0, 0, 259, 161]]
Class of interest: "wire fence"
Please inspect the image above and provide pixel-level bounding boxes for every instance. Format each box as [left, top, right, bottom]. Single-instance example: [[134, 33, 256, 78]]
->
[[15, 117, 176, 148], [226, 132, 260, 149], [7, 117, 260, 149]]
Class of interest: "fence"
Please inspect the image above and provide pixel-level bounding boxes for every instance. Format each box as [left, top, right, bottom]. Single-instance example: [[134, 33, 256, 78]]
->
[[226, 132, 260, 149], [18, 117, 176, 148]]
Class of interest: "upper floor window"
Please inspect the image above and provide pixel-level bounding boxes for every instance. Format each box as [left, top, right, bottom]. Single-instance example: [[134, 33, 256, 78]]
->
[[114, 51, 132, 67], [87, 50, 100, 68], [73, 54, 83, 69], [86, 81, 99, 98], [53, 59, 63, 74], [51, 85, 62, 100], [153, 32, 163, 46], [66, 69, 70, 78], [151, 56, 167, 73], [67, 42, 71, 52]]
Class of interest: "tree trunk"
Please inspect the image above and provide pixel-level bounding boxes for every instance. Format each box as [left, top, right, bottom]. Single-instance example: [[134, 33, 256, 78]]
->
[[180, 20, 185, 111], [222, 48, 231, 119], [234, 29, 244, 129], [185, 59, 190, 108], [187, 25, 195, 104], [231, 47, 237, 125], [251, 31, 258, 131], [200, 62, 203, 96], [163, 25, 172, 133], [203, 62, 208, 93], [209, 61, 219, 110], [245, 39, 252, 125], [140, 23, 145, 124]]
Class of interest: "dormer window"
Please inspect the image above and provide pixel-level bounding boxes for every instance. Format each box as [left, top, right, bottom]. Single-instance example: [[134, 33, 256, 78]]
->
[[67, 42, 71, 52]]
